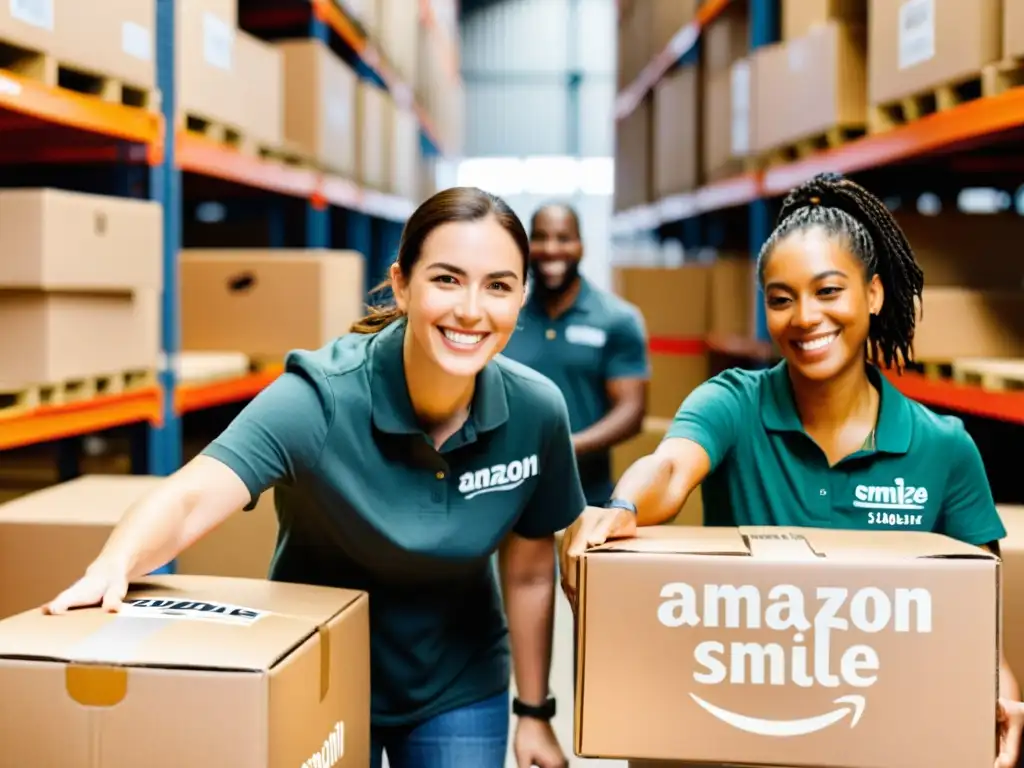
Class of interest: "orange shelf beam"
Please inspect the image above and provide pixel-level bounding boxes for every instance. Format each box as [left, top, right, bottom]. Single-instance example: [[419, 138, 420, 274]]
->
[[311, 0, 448, 155], [175, 368, 283, 415], [0, 69, 160, 146], [884, 371, 1024, 425], [0, 390, 161, 451], [762, 87, 1024, 195], [614, 0, 732, 120], [176, 132, 319, 198]]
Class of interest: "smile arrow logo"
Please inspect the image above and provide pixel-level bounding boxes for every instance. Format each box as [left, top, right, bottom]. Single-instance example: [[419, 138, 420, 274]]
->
[[689, 693, 866, 737]]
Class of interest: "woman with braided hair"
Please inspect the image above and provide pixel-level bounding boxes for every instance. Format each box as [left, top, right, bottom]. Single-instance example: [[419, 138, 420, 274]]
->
[[558, 172, 1024, 766]]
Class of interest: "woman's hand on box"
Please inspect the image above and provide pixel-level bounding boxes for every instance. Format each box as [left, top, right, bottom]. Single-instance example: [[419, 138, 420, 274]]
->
[[558, 505, 636, 608], [42, 560, 129, 615]]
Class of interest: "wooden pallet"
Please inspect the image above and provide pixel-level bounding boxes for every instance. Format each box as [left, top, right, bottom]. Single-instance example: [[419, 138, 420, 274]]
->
[[868, 59, 1024, 134], [759, 125, 866, 167], [0, 37, 160, 111], [0, 368, 156, 419], [182, 112, 315, 168], [951, 358, 1024, 392]]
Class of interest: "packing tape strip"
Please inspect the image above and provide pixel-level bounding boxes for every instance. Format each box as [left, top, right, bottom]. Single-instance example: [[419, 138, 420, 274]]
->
[[67, 616, 170, 664]]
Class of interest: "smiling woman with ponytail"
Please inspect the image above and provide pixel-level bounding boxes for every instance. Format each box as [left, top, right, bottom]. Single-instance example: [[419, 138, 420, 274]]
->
[[559, 172, 1024, 767]]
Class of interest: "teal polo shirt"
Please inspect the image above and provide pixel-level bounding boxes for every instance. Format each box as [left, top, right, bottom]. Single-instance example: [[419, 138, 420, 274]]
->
[[201, 317, 587, 726], [501, 278, 650, 505], [665, 361, 1007, 545]]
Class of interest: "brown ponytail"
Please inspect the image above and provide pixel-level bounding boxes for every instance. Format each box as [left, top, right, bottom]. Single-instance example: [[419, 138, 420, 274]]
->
[[349, 187, 530, 334]]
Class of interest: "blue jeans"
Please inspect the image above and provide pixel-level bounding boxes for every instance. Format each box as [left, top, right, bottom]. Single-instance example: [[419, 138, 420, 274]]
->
[[370, 690, 510, 768]]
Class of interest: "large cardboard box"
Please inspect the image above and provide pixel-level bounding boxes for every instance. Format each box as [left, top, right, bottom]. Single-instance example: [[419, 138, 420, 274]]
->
[[782, 0, 866, 41], [236, 30, 283, 150], [54, 0, 156, 91], [613, 94, 653, 212], [0, 189, 161, 292], [912, 288, 1024, 360], [753, 21, 866, 155], [998, 507, 1024, 693], [391, 104, 421, 201], [0, 574, 370, 767], [176, 0, 243, 131], [868, 0, 1001, 108], [358, 81, 394, 192], [653, 63, 701, 197], [0, 0, 57, 57], [180, 249, 366, 359], [1007, 0, 1024, 60], [277, 39, 358, 177], [0, 289, 159, 385], [575, 526, 999, 766], [709, 256, 757, 339], [0, 475, 279, 621], [379, 0, 418, 86]]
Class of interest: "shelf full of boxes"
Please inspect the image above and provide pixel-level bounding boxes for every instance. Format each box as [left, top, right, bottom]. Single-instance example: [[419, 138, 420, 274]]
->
[[608, 0, 1024, 490], [0, 0, 463, 505]]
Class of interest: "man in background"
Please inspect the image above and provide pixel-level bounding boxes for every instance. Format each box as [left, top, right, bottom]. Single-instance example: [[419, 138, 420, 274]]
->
[[502, 202, 649, 507]]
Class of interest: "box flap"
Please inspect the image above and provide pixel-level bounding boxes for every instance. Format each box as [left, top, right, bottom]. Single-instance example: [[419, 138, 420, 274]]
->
[[0, 575, 364, 672], [588, 526, 750, 555], [585, 525, 996, 561], [0, 475, 160, 526]]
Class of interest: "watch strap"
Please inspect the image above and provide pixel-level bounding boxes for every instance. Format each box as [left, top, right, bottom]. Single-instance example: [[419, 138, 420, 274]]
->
[[512, 696, 556, 721], [604, 497, 638, 515]]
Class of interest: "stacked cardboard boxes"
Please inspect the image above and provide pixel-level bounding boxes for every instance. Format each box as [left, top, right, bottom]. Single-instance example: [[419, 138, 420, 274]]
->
[[0, 189, 161, 389]]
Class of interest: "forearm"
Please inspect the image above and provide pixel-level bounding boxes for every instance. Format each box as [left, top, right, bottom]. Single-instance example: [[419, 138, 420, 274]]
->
[[503, 554, 557, 705], [92, 485, 194, 579], [573, 403, 644, 457], [612, 453, 682, 526]]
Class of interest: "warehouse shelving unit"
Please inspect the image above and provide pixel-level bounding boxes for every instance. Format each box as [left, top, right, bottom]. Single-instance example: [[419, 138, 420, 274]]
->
[[611, 0, 1024, 427], [0, 1, 459, 480]]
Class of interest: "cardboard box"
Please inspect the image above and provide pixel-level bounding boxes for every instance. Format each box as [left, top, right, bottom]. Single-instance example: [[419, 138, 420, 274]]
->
[[702, 60, 752, 181], [575, 526, 999, 766], [0, 475, 279, 621], [753, 21, 866, 155], [0, 289, 159, 385], [653, 63, 701, 197], [913, 288, 1024, 360], [54, 0, 155, 90], [710, 256, 757, 339], [358, 81, 394, 191], [0, 0, 56, 57], [895, 210, 1024, 290], [613, 94, 653, 212], [0, 574, 370, 767], [1006, 0, 1024, 60], [782, 0, 866, 41], [703, 1, 750, 76], [236, 30, 283, 150], [277, 39, 358, 177], [0, 189, 161, 292], [391, 104, 421, 202], [176, 0, 243, 131], [998, 507, 1024, 694], [868, 0, 1001, 108], [379, 0, 418, 86], [180, 249, 366, 359]]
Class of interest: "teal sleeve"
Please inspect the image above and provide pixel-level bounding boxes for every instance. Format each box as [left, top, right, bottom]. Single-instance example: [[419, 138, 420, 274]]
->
[[514, 388, 588, 538], [664, 370, 747, 471], [605, 308, 650, 381], [937, 424, 1007, 546], [201, 354, 334, 510]]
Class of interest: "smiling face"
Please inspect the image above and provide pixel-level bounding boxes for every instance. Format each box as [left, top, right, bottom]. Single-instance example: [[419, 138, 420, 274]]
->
[[529, 206, 583, 294], [391, 215, 526, 379], [761, 226, 884, 381]]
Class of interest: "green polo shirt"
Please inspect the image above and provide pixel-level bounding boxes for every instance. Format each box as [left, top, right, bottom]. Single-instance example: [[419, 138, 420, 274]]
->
[[201, 317, 587, 726], [665, 361, 1006, 545], [501, 278, 650, 505]]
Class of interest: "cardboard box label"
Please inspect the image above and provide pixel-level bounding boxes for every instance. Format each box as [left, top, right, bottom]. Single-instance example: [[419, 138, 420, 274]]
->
[[121, 597, 269, 626], [122, 20, 153, 62], [898, 0, 935, 70], [203, 11, 234, 71], [10, 0, 52, 30]]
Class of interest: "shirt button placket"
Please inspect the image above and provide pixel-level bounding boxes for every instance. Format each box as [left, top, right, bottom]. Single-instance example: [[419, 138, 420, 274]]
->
[[432, 467, 447, 504]]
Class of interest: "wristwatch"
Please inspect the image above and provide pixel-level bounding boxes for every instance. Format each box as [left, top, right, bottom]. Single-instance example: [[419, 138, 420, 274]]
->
[[513, 696, 557, 721], [604, 498, 638, 516]]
